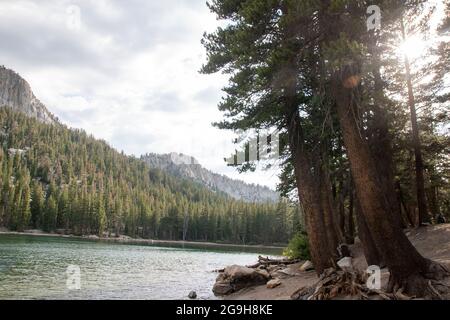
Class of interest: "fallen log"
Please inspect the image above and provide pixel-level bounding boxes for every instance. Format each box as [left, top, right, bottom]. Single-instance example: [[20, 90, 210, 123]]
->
[[246, 256, 301, 268]]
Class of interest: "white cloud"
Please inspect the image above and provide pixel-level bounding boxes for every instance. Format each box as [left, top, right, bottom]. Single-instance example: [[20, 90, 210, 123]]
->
[[0, 0, 279, 189]]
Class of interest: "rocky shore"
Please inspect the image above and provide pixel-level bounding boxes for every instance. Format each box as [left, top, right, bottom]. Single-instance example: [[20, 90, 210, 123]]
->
[[213, 224, 450, 300], [212, 256, 317, 299]]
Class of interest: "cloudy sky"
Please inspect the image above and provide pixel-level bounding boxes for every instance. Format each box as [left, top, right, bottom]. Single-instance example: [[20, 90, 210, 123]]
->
[[0, 0, 281, 189]]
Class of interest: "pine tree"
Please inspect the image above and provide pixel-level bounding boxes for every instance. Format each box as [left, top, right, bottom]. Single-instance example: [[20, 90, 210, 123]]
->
[[30, 180, 45, 229], [44, 195, 58, 232]]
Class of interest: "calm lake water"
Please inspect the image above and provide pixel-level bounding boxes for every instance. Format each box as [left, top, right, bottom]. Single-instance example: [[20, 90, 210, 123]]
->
[[0, 234, 282, 300]]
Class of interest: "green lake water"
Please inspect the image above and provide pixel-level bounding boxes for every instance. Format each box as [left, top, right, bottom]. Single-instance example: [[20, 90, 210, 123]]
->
[[0, 234, 282, 300]]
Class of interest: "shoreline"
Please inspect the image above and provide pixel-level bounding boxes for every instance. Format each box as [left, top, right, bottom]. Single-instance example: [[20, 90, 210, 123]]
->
[[217, 224, 450, 300], [0, 230, 284, 255]]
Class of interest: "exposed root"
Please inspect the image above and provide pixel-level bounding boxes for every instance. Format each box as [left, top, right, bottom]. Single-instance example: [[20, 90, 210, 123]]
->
[[428, 281, 443, 300], [387, 261, 450, 299], [291, 268, 415, 300]]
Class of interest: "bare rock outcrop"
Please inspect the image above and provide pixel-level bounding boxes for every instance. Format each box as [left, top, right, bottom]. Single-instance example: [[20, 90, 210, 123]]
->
[[0, 66, 56, 123], [141, 153, 279, 203]]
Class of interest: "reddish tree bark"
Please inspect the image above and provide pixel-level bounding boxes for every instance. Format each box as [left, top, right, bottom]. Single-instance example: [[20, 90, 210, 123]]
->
[[332, 65, 448, 296]]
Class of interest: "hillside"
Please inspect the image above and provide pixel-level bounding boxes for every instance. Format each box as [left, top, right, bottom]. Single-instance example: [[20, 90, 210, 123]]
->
[[0, 107, 295, 244], [0, 66, 293, 244], [0, 66, 279, 204], [142, 153, 279, 203]]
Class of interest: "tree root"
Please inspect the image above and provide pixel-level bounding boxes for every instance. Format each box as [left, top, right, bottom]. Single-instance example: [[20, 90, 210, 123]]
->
[[291, 268, 399, 300], [291, 263, 450, 300], [387, 261, 450, 300]]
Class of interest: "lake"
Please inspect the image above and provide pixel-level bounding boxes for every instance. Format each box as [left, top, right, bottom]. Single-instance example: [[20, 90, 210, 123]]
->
[[0, 234, 282, 300]]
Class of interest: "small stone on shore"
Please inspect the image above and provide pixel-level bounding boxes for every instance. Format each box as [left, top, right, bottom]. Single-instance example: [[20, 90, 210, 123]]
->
[[337, 257, 353, 271], [266, 279, 282, 289], [299, 260, 314, 272], [188, 291, 197, 299]]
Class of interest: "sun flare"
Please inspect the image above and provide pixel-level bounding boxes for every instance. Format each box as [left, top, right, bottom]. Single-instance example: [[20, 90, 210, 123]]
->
[[397, 35, 428, 60]]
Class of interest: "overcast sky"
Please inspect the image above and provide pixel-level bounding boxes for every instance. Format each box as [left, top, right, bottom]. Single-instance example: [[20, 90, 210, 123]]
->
[[0, 0, 280, 189]]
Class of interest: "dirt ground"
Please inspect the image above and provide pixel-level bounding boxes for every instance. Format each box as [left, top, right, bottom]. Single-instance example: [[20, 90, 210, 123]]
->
[[226, 223, 450, 300]]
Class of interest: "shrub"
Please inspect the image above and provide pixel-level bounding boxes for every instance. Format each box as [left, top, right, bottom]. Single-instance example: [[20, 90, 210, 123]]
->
[[283, 231, 310, 260]]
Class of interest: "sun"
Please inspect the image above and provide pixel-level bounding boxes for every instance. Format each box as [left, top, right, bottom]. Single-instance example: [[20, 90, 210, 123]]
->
[[397, 35, 428, 60]]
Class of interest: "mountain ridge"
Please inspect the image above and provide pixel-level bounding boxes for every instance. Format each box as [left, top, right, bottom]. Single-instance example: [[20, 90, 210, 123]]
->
[[141, 153, 279, 203], [0, 66, 279, 203]]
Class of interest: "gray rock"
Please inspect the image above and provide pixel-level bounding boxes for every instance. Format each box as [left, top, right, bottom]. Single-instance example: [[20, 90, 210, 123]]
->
[[0, 66, 56, 123], [224, 265, 270, 283], [337, 257, 353, 271], [266, 279, 282, 289], [212, 265, 270, 296], [212, 282, 234, 296], [299, 260, 314, 272], [278, 268, 301, 277], [188, 291, 197, 299], [255, 269, 270, 279]]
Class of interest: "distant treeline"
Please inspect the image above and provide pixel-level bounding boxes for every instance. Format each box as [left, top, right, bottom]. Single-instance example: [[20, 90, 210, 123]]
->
[[0, 107, 299, 245]]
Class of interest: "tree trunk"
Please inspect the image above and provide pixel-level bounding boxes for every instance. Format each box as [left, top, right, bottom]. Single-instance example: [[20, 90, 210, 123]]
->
[[332, 65, 448, 296], [400, 18, 429, 225], [368, 51, 405, 229], [320, 165, 340, 257], [280, 15, 335, 274], [427, 166, 441, 223], [395, 180, 415, 227], [334, 180, 346, 237], [354, 195, 382, 267], [287, 112, 334, 275], [346, 185, 355, 244]]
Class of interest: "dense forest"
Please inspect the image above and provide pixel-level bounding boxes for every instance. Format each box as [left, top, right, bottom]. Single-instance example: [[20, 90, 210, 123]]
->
[[202, 0, 449, 297], [0, 107, 296, 245]]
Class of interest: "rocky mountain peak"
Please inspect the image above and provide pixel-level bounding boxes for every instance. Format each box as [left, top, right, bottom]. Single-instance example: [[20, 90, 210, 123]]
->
[[0, 66, 56, 123], [141, 153, 280, 203]]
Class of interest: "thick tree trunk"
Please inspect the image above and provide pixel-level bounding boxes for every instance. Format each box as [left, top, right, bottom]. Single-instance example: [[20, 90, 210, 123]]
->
[[334, 181, 346, 237], [355, 196, 383, 267], [332, 66, 448, 296], [287, 112, 334, 275], [320, 166, 340, 257], [279, 19, 335, 274], [369, 61, 405, 229], [346, 186, 355, 244]]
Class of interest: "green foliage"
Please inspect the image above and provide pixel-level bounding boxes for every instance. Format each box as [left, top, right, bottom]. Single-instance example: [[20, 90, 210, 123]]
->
[[283, 231, 310, 260], [0, 107, 296, 244]]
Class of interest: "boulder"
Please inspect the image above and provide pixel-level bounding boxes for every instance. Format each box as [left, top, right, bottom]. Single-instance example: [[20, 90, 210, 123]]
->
[[255, 269, 270, 279], [225, 265, 269, 282], [299, 260, 314, 272], [267, 265, 280, 273], [279, 268, 300, 277], [266, 279, 282, 289], [212, 282, 234, 296], [212, 265, 270, 296]]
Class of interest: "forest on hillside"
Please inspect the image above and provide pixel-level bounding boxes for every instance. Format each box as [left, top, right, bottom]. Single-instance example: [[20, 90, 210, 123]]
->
[[0, 107, 296, 245], [201, 0, 449, 297]]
